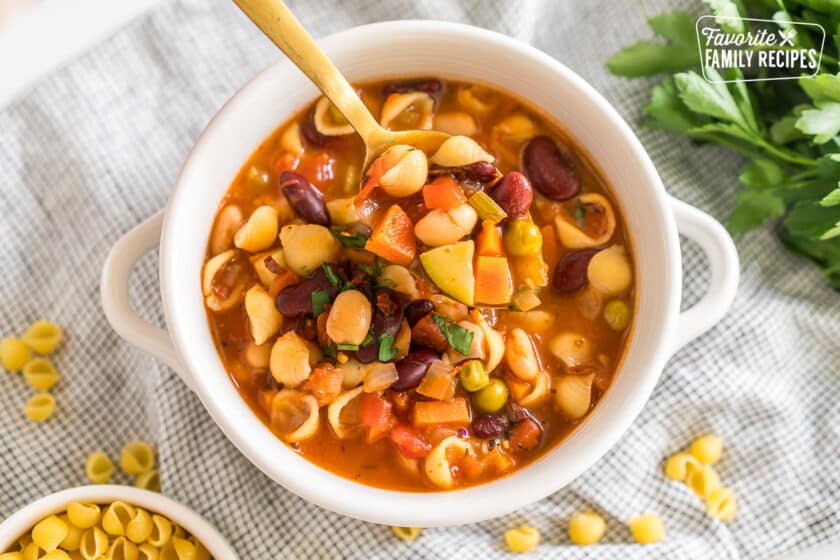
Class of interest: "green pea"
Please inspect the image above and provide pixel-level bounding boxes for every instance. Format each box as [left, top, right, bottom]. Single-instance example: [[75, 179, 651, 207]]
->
[[459, 360, 489, 392], [604, 300, 631, 330], [473, 378, 509, 413], [503, 220, 543, 257]]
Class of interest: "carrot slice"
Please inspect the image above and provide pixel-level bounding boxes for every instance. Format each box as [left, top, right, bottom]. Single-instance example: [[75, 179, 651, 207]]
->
[[412, 398, 470, 427], [365, 204, 417, 266], [474, 255, 513, 305], [355, 158, 385, 205], [476, 220, 504, 257], [422, 176, 466, 210]]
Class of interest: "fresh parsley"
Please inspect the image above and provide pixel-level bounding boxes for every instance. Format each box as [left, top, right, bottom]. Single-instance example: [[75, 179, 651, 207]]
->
[[336, 343, 360, 351], [322, 263, 341, 287], [431, 314, 474, 355], [377, 335, 399, 361], [311, 289, 330, 316], [608, 4, 840, 290], [331, 226, 369, 248]]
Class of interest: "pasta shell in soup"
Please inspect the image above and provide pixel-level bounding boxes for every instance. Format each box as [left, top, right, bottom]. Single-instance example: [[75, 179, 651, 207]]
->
[[380, 91, 434, 130], [430, 135, 494, 167], [271, 390, 320, 442]]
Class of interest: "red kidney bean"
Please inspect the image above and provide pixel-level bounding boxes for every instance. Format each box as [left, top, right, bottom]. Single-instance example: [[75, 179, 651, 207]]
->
[[489, 171, 533, 218], [372, 289, 403, 339], [552, 249, 597, 293], [300, 106, 332, 147], [522, 136, 580, 201], [404, 299, 434, 326], [428, 161, 498, 184], [280, 171, 330, 226], [391, 347, 439, 391], [382, 78, 443, 98], [275, 267, 338, 317], [354, 342, 379, 364], [472, 414, 510, 439]]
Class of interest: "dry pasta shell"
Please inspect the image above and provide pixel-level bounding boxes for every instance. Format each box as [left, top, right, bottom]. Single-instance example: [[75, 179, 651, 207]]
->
[[125, 508, 153, 544], [134, 469, 161, 492], [138, 543, 160, 560], [22, 358, 60, 391], [120, 441, 156, 475], [1, 337, 31, 372], [147, 514, 173, 548], [391, 526, 422, 542], [102, 501, 136, 536], [107, 536, 138, 560], [80, 526, 109, 560], [67, 502, 101, 529], [85, 451, 114, 484], [24, 392, 56, 422], [22, 320, 63, 355], [32, 515, 68, 552], [58, 514, 84, 551]]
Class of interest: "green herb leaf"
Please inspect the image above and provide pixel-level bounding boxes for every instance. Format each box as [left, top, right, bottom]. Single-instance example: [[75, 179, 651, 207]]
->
[[727, 190, 786, 233], [431, 314, 475, 356], [311, 289, 330, 316], [642, 78, 705, 133], [323, 342, 337, 360], [796, 102, 840, 144], [377, 335, 398, 361], [799, 73, 840, 103], [648, 11, 697, 45], [361, 332, 375, 347], [606, 41, 698, 77], [336, 343, 360, 351], [820, 187, 840, 207], [322, 263, 341, 287], [702, 0, 744, 33], [675, 70, 750, 129], [332, 227, 369, 248], [785, 201, 840, 240]]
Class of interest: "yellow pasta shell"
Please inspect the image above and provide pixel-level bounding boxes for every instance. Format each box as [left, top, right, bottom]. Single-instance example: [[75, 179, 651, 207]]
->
[[85, 451, 114, 484], [22, 320, 63, 354], [32, 515, 69, 552], [67, 502, 101, 529], [24, 392, 56, 422], [1, 337, 31, 371], [22, 358, 60, 391], [120, 441, 156, 475], [102, 501, 136, 536]]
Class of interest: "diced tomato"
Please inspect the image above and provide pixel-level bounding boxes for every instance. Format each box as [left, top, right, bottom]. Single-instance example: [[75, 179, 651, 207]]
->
[[358, 393, 393, 432], [305, 366, 343, 406], [509, 419, 542, 452], [422, 176, 466, 210], [364, 204, 417, 266], [355, 157, 385, 205], [390, 424, 432, 459]]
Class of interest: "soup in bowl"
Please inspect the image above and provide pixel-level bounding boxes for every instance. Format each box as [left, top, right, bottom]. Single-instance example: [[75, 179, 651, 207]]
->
[[101, 21, 738, 526]]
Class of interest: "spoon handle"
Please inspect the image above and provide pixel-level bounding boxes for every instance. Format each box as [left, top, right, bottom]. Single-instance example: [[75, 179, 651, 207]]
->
[[233, 0, 385, 144]]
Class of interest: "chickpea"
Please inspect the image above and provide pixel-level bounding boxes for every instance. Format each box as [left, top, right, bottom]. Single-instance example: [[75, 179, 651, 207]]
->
[[326, 290, 372, 346], [505, 328, 539, 381]]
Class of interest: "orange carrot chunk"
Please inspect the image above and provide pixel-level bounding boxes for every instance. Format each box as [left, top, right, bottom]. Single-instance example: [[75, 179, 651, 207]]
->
[[423, 176, 466, 210], [476, 220, 505, 257], [412, 398, 470, 427], [474, 255, 513, 305], [365, 204, 417, 266]]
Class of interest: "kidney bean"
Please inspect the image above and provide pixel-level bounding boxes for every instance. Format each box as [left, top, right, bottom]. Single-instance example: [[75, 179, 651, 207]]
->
[[382, 78, 443, 98], [275, 267, 338, 317], [428, 161, 498, 184], [472, 414, 510, 439], [489, 171, 533, 218], [354, 342, 379, 364], [391, 347, 439, 391], [552, 249, 598, 294], [300, 106, 332, 147], [372, 289, 404, 339], [279, 171, 330, 226], [522, 136, 580, 201], [404, 299, 434, 326]]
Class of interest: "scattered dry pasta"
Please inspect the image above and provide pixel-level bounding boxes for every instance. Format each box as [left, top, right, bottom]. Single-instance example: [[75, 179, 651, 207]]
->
[[135, 469, 161, 492], [628, 514, 665, 544], [22, 358, 60, 391], [1, 338, 31, 372], [504, 524, 540, 553], [3, 501, 213, 559], [22, 320, 63, 355], [568, 512, 606, 546], [690, 435, 724, 465], [24, 393, 56, 422], [120, 441, 156, 475], [663, 452, 701, 481], [85, 451, 115, 484], [685, 465, 721, 499], [390, 527, 422, 542], [706, 487, 737, 522]]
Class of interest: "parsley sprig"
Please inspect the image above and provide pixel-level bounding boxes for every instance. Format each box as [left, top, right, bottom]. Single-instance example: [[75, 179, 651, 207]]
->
[[607, 1, 840, 290]]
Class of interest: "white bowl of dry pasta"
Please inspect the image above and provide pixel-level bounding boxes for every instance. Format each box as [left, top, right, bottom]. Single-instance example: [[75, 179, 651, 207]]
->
[[101, 21, 739, 526], [0, 485, 238, 559]]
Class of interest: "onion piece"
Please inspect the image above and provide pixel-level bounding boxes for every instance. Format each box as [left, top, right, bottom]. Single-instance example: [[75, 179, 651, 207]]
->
[[327, 386, 364, 439], [363, 362, 399, 392]]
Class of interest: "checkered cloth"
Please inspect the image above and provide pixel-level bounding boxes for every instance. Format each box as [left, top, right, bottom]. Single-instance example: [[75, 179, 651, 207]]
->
[[1, 0, 839, 558]]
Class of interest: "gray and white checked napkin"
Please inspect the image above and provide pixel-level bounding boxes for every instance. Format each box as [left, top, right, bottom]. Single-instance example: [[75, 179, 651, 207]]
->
[[1, 1, 839, 558]]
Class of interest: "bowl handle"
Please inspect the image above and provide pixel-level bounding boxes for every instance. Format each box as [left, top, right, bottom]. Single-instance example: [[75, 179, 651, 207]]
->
[[669, 196, 740, 354], [100, 211, 195, 391]]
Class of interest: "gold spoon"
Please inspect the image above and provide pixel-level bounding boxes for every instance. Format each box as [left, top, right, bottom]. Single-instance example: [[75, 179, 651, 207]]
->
[[233, 0, 450, 172]]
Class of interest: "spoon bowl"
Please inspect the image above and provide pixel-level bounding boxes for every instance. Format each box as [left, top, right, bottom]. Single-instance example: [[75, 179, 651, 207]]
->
[[233, 0, 450, 171]]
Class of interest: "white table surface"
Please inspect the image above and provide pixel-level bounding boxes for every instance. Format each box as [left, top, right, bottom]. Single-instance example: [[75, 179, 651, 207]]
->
[[0, 1, 837, 558]]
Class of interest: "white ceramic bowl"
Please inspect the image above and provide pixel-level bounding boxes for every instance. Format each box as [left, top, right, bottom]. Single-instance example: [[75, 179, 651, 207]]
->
[[100, 21, 739, 526], [0, 486, 238, 558]]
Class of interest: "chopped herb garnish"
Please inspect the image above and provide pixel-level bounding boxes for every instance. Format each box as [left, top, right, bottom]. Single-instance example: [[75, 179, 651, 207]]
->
[[322, 263, 341, 287], [323, 342, 337, 360], [332, 226, 369, 248], [358, 258, 383, 279], [336, 343, 359, 351], [431, 314, 474, 355], [361, 333, 375, 347], [573, 198, 586, 227], [311, 289, 330, 316], [378, 335, 399, 361]]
